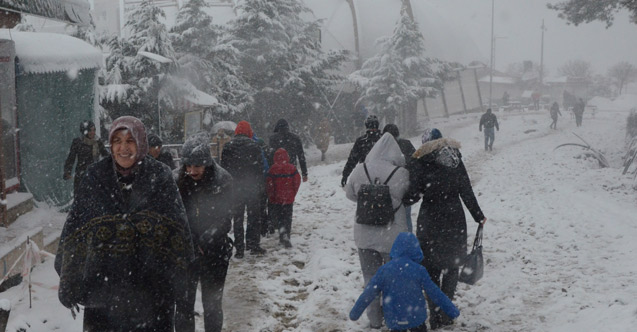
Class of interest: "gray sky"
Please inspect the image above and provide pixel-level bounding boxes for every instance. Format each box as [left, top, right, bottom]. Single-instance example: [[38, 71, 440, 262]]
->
[[431, 0, 637, 76]]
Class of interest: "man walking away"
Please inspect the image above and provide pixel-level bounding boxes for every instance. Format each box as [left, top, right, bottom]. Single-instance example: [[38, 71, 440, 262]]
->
[[479, 108, 499, 151], [221, 121, 266, 258], [148, 134, 176, 170], [341, 115, 382, 187], [550, 102, 562, 130], [269, 119, 308, 182]]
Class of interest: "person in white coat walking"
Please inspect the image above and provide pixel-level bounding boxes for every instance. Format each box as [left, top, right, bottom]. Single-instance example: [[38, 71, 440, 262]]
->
[[345, 133, 410, 329]]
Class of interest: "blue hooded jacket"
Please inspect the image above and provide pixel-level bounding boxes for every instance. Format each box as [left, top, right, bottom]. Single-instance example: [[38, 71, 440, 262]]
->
[[349, 232, 460, 330]]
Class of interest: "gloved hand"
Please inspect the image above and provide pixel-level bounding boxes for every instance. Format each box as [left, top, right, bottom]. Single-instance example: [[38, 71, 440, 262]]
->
[[341, 176, 347, 187]]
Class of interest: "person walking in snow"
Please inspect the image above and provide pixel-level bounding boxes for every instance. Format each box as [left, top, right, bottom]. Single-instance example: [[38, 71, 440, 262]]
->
[[148, 133, 176, 170], [341, 115, 382, 187], [382, 123, 416, 232], [266, 148, 301, 248], [345, 133, 410, 329], [269, 119, 308, 182], [221, 121, 266, 258], [573, 98, 585, 127], [175, 132, 234, 332], [405, 128, 486, 330], [350, 232, 460, 332], [550, 102, 562, 129], [479, 108, 499, 151], [55, 116, 194, 332], [63, 120, 108, 196]]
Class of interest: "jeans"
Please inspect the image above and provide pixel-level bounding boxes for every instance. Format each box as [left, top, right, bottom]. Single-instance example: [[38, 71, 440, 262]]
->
[[483, 127, 495, 151], [269, 203, 293, 241], [358, 249, 391, 328]]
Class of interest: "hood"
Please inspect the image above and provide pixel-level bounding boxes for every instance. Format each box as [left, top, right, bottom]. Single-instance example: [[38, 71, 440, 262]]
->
[[181, 132, 212, 166], [273, 119, 289, 133], [235, 121, 254, 138], [273, 148, 290, 164], [109, 116, 149, 163], [412, 137, 461, 159], [390, 232, 424, 262], [364, 132, 405, 167]]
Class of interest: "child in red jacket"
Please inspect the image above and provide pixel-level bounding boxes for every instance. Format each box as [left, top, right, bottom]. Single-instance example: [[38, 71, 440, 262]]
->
[[266, 148, 301, 248]]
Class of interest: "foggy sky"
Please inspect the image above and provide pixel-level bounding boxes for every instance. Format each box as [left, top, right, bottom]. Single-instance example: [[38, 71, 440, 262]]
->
[[430, 0, 637, 76]]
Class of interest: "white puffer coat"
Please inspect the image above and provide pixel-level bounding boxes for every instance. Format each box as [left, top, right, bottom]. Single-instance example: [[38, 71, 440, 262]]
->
[[345, 133, 410, 253]]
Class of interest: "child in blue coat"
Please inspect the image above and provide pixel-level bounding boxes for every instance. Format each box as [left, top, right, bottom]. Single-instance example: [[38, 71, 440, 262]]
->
[[349, 232, 460, 331]]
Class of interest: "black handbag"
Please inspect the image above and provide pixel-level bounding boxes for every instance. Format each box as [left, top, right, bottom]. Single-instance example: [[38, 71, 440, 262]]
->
[[459, 224, 484, 285]]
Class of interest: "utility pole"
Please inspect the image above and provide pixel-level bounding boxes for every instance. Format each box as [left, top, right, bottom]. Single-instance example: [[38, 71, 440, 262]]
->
[[540, 19, 547, 87], [489, 0, 495, 109]]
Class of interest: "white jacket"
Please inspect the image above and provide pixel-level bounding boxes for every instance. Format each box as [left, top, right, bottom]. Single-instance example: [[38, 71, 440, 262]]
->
[[345, 133, 410, 253]]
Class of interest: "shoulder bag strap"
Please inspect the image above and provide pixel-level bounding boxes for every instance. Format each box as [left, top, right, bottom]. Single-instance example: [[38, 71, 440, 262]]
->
[[384, 166, 401, 184], [363, 163, 373, 184]]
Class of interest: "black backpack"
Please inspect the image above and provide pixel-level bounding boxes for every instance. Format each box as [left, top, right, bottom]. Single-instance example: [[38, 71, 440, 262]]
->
[[355, 164, 401, 226]]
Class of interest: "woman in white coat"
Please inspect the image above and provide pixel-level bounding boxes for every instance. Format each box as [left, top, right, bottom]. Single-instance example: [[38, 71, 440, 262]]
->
[[345, 132, 410, 329]]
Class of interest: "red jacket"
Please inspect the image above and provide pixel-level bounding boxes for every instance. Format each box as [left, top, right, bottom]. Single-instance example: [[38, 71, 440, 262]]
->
[[266, 148, 301, 204]]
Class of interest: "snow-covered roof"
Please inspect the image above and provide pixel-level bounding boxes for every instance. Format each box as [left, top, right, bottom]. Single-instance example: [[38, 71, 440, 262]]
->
[[164, 76, 218, 107], [0, 0, 91, 26], [0, 30, 103, 74], [545, 76, 568, 84], [478, 75, 516, 84]]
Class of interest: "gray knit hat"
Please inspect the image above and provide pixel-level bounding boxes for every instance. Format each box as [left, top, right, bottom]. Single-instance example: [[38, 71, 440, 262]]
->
[[181, 132, 212, 166]]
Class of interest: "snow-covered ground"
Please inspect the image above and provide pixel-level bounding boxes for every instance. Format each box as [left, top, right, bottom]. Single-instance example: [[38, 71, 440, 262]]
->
[[3, 105, 637, 332]]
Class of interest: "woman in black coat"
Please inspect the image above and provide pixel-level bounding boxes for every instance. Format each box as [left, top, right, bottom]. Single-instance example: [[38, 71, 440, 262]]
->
[[55, 116, 194, 332], [405, 128, 486, 330]]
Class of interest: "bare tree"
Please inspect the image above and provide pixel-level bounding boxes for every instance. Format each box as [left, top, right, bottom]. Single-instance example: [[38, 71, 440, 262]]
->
[[558, 60, 593, 79], [608, 61, 637, 95]]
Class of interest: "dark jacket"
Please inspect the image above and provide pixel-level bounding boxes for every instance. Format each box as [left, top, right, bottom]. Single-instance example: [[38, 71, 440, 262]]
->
[[63, 136, 108, 193], [156, 149, 176, 170], [266, 148, 301, 205], [350, 233, 459, 330], [221, 134, 264, 196], [177, 162, 233, 258], [268, 119, 307, 177], [405, 138, 484, 269], [479, 112, 499, 131], [342, 129, 382, 180], [55, 156, 194, 316], [397, 138, 416, 165], [550, 103, 562, 119]]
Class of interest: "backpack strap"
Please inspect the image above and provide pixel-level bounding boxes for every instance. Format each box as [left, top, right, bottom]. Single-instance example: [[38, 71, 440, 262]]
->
[[363, 163, 373, 184], [384, 166, 401, 185]]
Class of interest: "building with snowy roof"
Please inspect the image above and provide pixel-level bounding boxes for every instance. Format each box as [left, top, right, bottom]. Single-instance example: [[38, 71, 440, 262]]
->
[[0, 30, 103, 207]]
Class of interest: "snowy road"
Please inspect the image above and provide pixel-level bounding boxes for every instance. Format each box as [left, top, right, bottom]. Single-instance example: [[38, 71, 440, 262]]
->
[[4, 109, 637, 332]]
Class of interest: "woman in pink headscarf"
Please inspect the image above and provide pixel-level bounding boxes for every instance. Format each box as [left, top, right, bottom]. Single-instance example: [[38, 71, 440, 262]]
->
[[55, 116, 194, 332]]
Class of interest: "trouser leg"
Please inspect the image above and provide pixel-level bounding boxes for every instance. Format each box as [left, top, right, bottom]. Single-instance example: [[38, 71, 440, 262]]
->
[[358, 249, 390, 328], [232, 203, 246, 253], [200, 247, 230, 332], [174, 263, 200, 332], [279, 204, 293, 242], [245, 196, 262, 250]]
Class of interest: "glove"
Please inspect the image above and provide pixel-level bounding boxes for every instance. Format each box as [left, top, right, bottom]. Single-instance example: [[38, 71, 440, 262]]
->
[[341, 176, 347, 187]]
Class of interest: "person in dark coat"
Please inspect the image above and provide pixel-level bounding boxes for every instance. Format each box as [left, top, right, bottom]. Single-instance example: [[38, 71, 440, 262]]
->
[[266, 148, 301, 248], [268, 119, 308, 182], [350, 232, 460, 332], [63, 120, 109, 196], [479, 108, 499, 151], [55, 116, 194, 332], [382, 123, 416, 232], [148, 133, 176, 170], [174, 132, 234, 332], [405, 128, 486, 330], [574, 98, 585, 127], [221, 121, 266, 258], [341, 115, 382, 187], [550, 102, 562, 129]]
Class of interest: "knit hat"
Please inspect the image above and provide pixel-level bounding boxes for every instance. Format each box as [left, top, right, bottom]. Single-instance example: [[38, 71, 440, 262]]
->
[[147, 134, 163, 148], [235, 120, 254, 138], [109, 116, 149, 163], [80, 120, 95, 136], [181, 132, 212, 166], [364, 115, 379, 129], [421, 128, 442, 144]]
